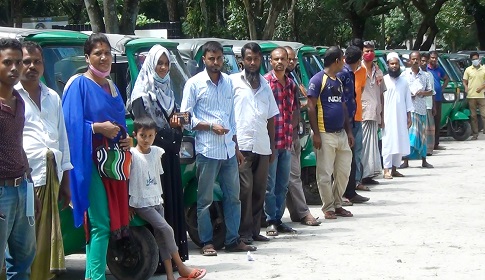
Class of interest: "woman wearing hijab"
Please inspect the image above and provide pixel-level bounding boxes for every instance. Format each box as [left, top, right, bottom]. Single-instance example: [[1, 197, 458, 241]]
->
[[129, 44, 189, 261]]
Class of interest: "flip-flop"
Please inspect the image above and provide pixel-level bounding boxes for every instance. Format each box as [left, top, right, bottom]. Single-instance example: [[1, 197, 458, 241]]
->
[[355, 184, 370, 191], [300, 216, 321, 226], [391, 171, 405, 177], [200, 245, 217, 257], [177, 268, 207, 280], [383, 173, 393, 179], [266, 224, 278, 236], [277, 223, 298, 233]]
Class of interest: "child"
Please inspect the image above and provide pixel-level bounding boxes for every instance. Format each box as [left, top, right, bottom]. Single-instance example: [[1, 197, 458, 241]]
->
[[129, 117, 206, 280]]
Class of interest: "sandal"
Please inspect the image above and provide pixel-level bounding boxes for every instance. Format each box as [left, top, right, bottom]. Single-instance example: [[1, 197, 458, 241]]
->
[[383, 172, 393, 179], [225, 241, 257, 252], [277, 223, 298, 233], [391, 171, 405, 177], [324, 211, 337, 219], [355, 184, 370, 191], [200, 245, 217, 257], [266, 224, 278, 236], [300, 215, 321, 226], [335, 207, 353, 217], [177, 268, 207, 280]]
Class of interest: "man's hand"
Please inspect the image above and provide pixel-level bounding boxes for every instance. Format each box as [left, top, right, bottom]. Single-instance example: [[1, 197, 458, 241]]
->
[[432, 106, 437, 116], [407, 116, 412, 128], [119, 136, 133, 151], [347, 133, 355, 148], [58, 179, 71, 210], [236, 149, 245, 166], [312, 133, 322, 150], [34, 193, 41, 220], [379, 121, 385, 129], [269, 148, 276, 163], [169, 115, 182, 128], [129, 207, 136, 221], [212, 124, 229, 135]]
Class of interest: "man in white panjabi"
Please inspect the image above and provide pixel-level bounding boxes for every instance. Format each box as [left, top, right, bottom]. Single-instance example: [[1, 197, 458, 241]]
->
[[381, 52, 414, 179]]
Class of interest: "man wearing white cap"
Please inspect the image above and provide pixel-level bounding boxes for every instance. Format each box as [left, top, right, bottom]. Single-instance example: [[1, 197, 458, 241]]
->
[[381, 53, 414, 179]]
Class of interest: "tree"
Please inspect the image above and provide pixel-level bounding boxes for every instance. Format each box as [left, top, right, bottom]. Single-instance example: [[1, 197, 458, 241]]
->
[[166, 0, 180, 22], [11, 0, 24, 27], [463, 0, 485, 50], [83, 0, 139, 34], [410, 0, 448, 50], [241, 0, 287, 39], [84, 0, 105, 32]]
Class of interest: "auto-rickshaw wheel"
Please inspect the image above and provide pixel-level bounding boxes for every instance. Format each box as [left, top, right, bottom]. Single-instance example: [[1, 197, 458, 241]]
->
[[185, 202, 226, 250], [450, 120, 472, 141], [302, 166, 322, 205], [107, 226, 159, 280]]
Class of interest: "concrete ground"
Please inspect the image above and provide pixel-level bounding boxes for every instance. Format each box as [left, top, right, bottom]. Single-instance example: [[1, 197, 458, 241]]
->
[[58, 136, 485, 280]]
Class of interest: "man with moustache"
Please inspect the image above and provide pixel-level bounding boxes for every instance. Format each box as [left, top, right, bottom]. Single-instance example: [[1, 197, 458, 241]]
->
[[420, 53, 436, 155], [263, 47, 298, 236], [382, 53, 414, 179], [307, 46, 354, 220], [15, 41, 73, 280], [0, 38, 38, 280], [181, 41, 256, 256], [231, 42, 279, 245], [400, 51, 434, 169], [283, 46, 320, 226]]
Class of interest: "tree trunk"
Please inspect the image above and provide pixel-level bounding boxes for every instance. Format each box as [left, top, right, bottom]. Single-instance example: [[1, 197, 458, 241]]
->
[[103, 0, 119, 34], [199, 0, 208, 36], [11, 0, 23, 27], [261, 0, 285, 40], [166, 0, 179, 22], [119, 0, 139, 35], [411, 0, 447, 50], [287, 0, 297, 41], [61, 0, 85, 24], [243, 0, 258, 39], [412, 21, 428, 50], [463, 0, 485, 50], [348, 10, 366, 39], [84, 0, 105, 32], [419, 22, 438, 50]]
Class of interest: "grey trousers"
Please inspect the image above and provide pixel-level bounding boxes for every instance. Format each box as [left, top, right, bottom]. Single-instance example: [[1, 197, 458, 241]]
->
[[286, 138, 310, 222], [238, 151, 270, 239], [134, 204, 178, 261]]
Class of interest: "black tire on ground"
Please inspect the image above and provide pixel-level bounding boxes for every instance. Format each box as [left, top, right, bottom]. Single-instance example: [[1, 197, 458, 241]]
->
[[450, 120, 472, 141], [301, 166, 322, 205], [185, 202, 226, 250], [107, 226, 159, 280]]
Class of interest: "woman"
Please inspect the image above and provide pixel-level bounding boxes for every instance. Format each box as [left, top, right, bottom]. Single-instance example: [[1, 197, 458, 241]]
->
[[129, 44, 189, 261], [62, 33, 131, 280]]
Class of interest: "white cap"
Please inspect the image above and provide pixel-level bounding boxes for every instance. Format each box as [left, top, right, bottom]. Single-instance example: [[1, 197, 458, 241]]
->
[[387, 52, 400, 61]]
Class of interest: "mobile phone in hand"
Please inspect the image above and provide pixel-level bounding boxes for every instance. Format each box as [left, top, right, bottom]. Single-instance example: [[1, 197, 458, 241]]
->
[[174, 112, 190, 125]]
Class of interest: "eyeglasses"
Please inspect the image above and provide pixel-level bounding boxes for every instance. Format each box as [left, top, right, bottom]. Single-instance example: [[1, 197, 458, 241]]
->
[[363, 40, 375, 48]]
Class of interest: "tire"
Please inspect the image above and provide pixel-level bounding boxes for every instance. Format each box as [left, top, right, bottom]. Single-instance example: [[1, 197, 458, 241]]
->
[[185, 202, 226, 250], [450, 120, 472, 141], [107, 226, 159, 280], [301, 166, 322, 205]]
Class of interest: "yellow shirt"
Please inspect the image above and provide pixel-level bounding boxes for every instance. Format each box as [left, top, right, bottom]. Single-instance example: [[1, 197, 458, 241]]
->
[[463, 65, 485, 98]]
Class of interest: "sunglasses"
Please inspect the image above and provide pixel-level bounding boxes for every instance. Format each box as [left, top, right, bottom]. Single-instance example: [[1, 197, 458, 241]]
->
[[363, 40, 375, 48]]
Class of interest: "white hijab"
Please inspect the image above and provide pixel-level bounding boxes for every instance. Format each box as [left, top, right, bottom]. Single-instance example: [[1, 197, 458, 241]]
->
[[129, 44, 175, 128]]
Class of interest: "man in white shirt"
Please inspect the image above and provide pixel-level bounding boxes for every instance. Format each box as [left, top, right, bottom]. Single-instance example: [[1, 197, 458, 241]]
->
[[231, 42, 279, 245], [15, 41, 73, 280]]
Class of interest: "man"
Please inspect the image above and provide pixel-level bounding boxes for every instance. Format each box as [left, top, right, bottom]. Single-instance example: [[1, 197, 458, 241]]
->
[[0, 38, 37, 279], [420, 53, 436, 155], [338, 46, 369, 204], [427, 51, 449, 149], [382, 53, 414, 179], [307, 46, 354, 220], [360, 40, 385, 188], [231, 42, 279, 245], [283, 45, 320, 226], [264, 47, 298, 236], [401, 51, 434, 169], [463, 51, 485, 140], [15, 41, 73, 280], [181, 41, 256, 256]]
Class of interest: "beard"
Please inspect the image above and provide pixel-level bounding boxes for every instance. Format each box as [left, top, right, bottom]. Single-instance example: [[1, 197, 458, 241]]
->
[[388, 68, 401, 78], [245, 69, 260, 87]]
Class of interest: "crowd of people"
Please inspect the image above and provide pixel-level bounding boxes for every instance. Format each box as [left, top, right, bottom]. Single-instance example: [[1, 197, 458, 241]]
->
[[1, 33, 483, 280]]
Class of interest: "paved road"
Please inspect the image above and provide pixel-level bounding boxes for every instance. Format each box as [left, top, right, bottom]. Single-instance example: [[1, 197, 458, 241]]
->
[[58, 136, 485, 279]]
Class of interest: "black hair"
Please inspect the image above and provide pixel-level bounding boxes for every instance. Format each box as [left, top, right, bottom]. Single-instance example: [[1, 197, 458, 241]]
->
[[133, 116, 157, 133], [202, 41, 223, 56], [84, 33, 111, 56], [323, 46, 343, 67], [270, 47, 288, 59], [344, 46, 362, 64], [350, 38, 364, 50], [421, 52, 430, 59], [429, 50, 439, 57], [470, 51, 479, 59], [22, 41, 43, 54], [241, 42, 262, 58], [410, 51, 421, 59], [0, 38, 22, 54]]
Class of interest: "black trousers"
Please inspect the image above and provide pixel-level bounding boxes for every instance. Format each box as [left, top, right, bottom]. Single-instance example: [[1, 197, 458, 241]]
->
[[343, 148, 358, 199]]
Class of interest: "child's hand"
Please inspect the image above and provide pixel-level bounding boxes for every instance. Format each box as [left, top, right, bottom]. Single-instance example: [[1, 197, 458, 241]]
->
[[129, 207, 136, 221]]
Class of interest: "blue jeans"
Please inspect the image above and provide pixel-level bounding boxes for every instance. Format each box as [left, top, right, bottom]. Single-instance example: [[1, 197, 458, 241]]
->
[[353, 122, 363, 184], [0, 180, 36, 280], [196, 154, 241, 246], [265, 149, 291, 224]]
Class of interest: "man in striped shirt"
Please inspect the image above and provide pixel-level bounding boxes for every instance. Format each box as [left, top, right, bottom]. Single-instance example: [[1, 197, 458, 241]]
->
[[181, 41, 256, 256]]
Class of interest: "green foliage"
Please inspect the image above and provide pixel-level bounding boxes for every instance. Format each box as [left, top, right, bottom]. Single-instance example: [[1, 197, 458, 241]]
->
[[437, 0, 476, 50], [136, 13, 161, 26], [226, 0, 249, 39]]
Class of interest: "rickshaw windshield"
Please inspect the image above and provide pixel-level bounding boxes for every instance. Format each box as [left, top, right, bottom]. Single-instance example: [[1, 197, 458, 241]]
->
[[301, 53, 323, 78], [196, 53, 239, 75], [42, 46, 85, 95], [135, 49, 190, 106], [439, 57, 460, 82]]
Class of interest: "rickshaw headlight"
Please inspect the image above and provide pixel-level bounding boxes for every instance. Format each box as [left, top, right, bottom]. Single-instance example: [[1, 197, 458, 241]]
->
[[443, 93, 456, 102]]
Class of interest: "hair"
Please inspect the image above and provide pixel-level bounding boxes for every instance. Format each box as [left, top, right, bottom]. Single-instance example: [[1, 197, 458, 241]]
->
[[133, 116, 158, 133], [22, 41, 42, 54], [410, 51, 421, 59], [363, 40, 375, 49], [344, 46, 362, 64], [469, 51, 479, 59], [84, 33, 111, 56], [0, 38, 22, 54], [201, 41, 223, 56], [429, 50, 439, 57], [241, 42, 262, 58], [270, 47, 288, 59], [421, 52, 430, 59], [350, 38, 364, 50], [323, 46, 343, 67]]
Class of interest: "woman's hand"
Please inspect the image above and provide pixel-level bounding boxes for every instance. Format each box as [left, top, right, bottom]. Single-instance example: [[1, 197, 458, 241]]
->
[[169, 115, 181, 128], [93, 121, 120, 139]]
